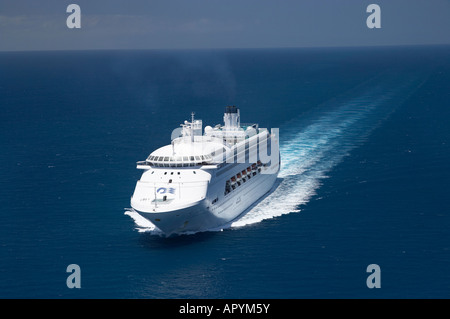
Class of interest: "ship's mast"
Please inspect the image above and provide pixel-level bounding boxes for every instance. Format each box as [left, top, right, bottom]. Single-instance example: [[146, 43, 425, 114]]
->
[[191, 112, 195, 143]]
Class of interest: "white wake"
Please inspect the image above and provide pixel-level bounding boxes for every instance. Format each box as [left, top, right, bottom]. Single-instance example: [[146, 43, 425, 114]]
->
[[229, 72, 426, 228]]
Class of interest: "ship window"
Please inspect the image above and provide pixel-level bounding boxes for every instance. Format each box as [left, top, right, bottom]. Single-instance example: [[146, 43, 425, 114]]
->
[[178, 172, 180, 175], [170, 172, 173, 175], [175, 156, 182, 161], [164, 172, 167, 175], [193, 171, 196, 174], [190, 156, 195, 161], [164, 157, 169, 161], [169, 179, 172, 183], [183, 156, 188, 161], [195, 156, 201, 160]]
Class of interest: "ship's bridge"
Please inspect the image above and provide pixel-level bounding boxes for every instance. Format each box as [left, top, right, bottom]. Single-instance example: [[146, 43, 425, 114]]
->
[[145, 136, 228, 168]]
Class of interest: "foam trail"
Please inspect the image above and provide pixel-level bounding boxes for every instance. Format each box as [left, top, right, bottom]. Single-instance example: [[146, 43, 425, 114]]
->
[[230, 72, 427, 228]]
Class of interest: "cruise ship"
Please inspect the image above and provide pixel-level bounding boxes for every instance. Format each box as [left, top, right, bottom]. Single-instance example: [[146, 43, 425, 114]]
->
[[130, 106, 280, 235]]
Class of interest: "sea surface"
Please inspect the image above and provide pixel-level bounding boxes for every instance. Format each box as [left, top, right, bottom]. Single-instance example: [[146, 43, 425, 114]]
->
[[0, 45, 449, 298]]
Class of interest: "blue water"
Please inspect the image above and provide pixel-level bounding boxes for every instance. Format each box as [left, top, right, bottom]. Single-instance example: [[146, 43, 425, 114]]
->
[[1, 46, 449, 298]]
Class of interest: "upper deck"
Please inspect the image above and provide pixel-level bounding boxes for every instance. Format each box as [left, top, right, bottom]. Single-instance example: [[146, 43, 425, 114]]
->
[[137, 106, 263, 169]]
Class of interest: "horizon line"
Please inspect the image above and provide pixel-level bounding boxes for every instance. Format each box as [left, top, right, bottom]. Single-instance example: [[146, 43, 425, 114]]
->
[[1, 42, 449, 54]]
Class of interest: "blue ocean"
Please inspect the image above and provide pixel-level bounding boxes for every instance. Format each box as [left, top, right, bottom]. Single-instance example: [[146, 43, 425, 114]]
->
[[0, 45, 449, 298]]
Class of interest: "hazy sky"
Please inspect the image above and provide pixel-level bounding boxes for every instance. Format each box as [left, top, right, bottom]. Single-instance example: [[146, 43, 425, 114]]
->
[[1, 0, 449, 51]]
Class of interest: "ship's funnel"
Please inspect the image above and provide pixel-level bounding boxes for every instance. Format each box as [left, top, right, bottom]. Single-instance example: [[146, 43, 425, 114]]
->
[[223, 105, 240, 130], [225, 105, 238, 114]]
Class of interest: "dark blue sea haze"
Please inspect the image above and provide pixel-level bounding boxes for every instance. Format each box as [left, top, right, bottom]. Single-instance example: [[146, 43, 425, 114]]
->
[[0, 46, 449, 298]]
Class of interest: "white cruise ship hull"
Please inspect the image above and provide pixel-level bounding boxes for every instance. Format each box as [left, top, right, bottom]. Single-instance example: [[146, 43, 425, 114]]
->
[[132, 163, 278, 236], [130, 106, 280, 236]]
